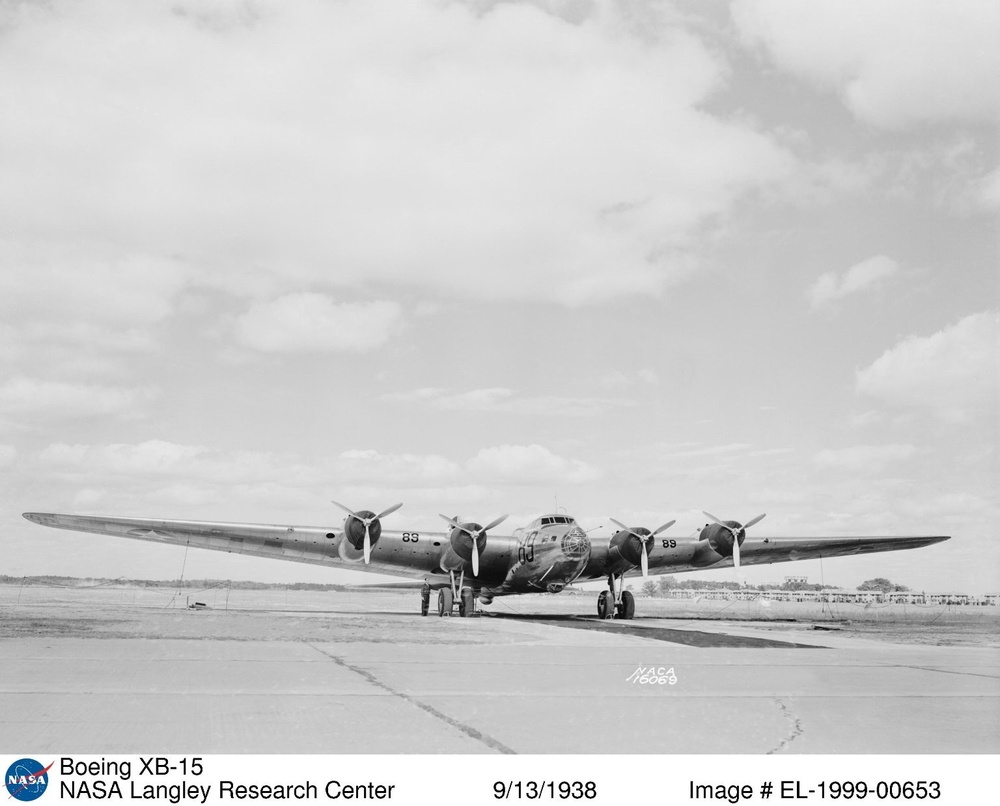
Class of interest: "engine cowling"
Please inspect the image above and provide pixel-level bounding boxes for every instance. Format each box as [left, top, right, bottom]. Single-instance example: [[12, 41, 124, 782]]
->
[[700, 521, 744, 558], [331, 501, 403, 564], [610, 527, 651, 566], [344, 510, 383, 551], [450, 522, 487, 563]]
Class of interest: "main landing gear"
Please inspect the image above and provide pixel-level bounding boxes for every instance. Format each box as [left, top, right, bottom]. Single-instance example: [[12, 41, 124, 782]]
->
[[597, 574, 635, 620], [421, 571, 478, 618]]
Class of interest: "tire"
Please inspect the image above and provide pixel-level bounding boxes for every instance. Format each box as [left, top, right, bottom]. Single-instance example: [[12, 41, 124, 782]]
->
[[438, 587, 454, 617], [619, 590, 635, 620], [598, 590, 615, 619], [460, 588, 475, 617]]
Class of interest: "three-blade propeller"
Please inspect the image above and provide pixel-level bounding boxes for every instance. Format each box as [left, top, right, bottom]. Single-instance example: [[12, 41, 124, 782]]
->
[[701, 511, 766, 572], [332, 500, 403, 565], [609, 518, 676, 578], [439, 513, 508, 576]]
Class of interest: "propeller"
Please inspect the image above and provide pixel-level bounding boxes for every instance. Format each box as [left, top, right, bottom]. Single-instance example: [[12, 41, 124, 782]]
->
[[439, 513, 508, 576], [609, 518, 676, 578], [701, 511, 765, 572], [332, 500, 403, 564]]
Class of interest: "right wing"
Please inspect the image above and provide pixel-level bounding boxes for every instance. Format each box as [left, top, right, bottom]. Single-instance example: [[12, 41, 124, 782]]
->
[[22, 512, 463, 581]]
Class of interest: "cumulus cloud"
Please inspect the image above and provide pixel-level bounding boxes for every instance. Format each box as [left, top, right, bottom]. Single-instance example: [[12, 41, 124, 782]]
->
[[38, 440, 291, 484], [856, 311, 999, 422], [0, 378, 154, 418], [0, 0, 794, 314], [732, 0, 1000, 128], [469, 444, 603, 484], [807, 255, 899, 309], [332, 449, 464, 486], [813, 444, 919, 473], [233, 293, 403, 353]]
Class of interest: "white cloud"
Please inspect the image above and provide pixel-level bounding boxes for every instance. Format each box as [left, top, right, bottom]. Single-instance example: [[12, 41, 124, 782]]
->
[[0, 444, 16, 468], [813, 444, 919, 473], [0, 378, 154, 418], [233, 293, 403, 353], [381, 387, 635, 416], [38, 440, 289, 484], [977, 167, 1000, 210], [807, 255, 899, 309], [333, 449, 464, 486], [733, 0, 1000, 128], [0, 249, 193, 376], [0, 0, 794, 311], [597, 368, 660, 388], [857, 311, 999, 422], [469, 444, 603, 484]]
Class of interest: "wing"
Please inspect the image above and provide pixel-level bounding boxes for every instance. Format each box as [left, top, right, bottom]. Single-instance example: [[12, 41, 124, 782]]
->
[[583, 533, 950, 579], [22, 512, 457, 582]]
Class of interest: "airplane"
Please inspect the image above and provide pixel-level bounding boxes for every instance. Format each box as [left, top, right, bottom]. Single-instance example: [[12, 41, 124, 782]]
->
[[22, 503, 949, 619]]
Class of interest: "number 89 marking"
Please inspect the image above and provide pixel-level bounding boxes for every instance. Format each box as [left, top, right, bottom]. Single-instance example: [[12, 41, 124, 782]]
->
[[402, 533, 419, 542], [661, 539, 677, 549]]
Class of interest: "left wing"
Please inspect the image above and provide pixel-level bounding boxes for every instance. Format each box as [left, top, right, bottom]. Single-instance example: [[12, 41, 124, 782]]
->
[[583, 532, 950, 579]]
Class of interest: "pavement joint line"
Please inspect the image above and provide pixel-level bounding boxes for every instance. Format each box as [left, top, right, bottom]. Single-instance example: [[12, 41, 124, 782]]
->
[[883, 664, 1000, 680], [766, 697, 805, 755], [304, 641, 517, 755]]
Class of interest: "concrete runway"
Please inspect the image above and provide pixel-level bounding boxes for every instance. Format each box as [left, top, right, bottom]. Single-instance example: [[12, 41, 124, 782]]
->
[[1, 586, 998, 753]]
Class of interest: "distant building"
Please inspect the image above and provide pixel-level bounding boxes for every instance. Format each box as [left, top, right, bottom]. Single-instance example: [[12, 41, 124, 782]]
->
[[784, 575, 808, 584], [661, 588, 995, 605]]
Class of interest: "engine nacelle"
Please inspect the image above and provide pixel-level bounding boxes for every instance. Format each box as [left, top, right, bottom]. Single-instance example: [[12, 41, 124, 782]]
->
[[609, 527, 650, 567], [344, 510, 383, 551], [449, 522, 487, 562], [700, 521, 744, 558]]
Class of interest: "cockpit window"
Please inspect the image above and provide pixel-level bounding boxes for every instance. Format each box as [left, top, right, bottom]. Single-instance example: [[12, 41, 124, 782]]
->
[[539, 515, 574, 526]]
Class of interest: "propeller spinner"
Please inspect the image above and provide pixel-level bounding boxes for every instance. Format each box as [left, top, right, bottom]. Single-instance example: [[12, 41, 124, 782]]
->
[[332, 500, 403, 564], [701, 511, 765, 572], [439, 513, 508, 576], [609, 518, 676, 578]]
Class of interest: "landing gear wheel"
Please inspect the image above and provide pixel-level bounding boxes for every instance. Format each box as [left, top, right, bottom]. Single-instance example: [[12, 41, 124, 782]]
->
[[420, 586, 430, 616], [437, 587, 454, 617], [459, 588, 475, 617], [598, 590, 615, 619], [617, 590, 635, 620]]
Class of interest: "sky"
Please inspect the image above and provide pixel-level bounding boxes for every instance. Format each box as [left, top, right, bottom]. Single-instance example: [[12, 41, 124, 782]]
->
[[1, 0, 997, 593]]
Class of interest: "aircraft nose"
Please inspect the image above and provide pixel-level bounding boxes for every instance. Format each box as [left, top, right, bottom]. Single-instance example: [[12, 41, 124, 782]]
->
[[560, 526, 591, 560]]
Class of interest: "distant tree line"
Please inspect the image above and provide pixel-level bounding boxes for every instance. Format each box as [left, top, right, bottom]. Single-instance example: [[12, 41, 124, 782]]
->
[[0, 575, 350, 591], [637, 576, 909, 597]]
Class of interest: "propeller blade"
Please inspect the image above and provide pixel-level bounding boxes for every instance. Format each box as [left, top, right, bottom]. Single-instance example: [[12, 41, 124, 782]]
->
[[332, 500, 359, 518], [438, 513, 463, 530], [480, 514, 509, 535], [702, 511, 728, 529], [375, 502, 403, 521], [471, 535, 480, 576], [651, 520, 676, 536], [640, 542, 649, 578], [609, 518, 643, 539], [732, 532, 740, 571], [744, 513, 766, 529], [363, 523, 372, 565]]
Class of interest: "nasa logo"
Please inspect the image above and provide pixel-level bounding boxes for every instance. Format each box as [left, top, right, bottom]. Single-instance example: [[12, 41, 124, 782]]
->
[[5, 758, 53, 801]]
